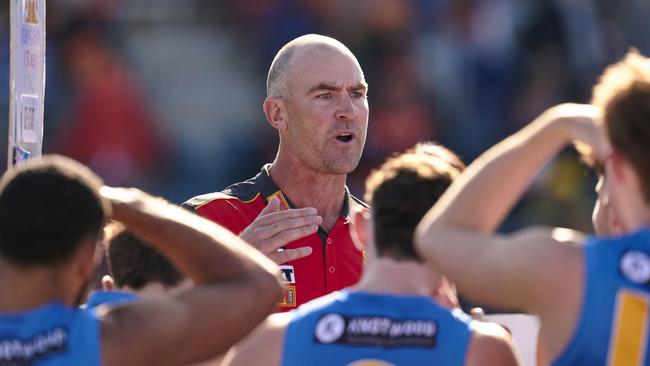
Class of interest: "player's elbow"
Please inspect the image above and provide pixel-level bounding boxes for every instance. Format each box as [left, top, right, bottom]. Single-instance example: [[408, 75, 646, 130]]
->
[[467, 323, 522, 366], [248, 267, 284, 311], [414, 216, 442, 258]]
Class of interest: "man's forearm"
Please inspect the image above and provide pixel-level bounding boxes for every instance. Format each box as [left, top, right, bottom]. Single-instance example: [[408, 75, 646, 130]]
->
[[103, 187, 281, 286], [419, 108, 571, 235]]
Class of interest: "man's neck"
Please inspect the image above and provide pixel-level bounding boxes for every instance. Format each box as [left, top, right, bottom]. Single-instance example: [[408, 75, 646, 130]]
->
[[353, 257, 441, 297], [0, 263, 72, 312], [269, 158, 348, 231]]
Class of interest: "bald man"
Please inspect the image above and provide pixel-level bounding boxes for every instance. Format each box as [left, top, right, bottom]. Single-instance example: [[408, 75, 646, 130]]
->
[[185, 34, 369, 311]]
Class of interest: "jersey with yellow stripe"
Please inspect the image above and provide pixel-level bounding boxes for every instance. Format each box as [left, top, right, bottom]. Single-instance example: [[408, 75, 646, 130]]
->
[[553, 228, 650, 366]]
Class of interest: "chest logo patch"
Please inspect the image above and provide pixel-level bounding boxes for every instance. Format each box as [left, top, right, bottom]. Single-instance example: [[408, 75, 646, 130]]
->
[[620, 250, 650, 284], [278, 285, 297, 307], [266, 191, 290, 211], [279, 265, 296, 284]]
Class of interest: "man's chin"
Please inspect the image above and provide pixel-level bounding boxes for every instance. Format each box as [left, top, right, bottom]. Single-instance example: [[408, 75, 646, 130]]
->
[[322, 160, 362, 175]]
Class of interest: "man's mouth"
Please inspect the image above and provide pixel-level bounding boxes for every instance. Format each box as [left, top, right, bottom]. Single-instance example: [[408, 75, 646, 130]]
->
[[336, 133, 354, 143]]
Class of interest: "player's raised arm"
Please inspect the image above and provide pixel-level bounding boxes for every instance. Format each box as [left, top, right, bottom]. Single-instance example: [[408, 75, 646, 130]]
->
[[99, 187, 283, 366], [415, 104, 608, 311]]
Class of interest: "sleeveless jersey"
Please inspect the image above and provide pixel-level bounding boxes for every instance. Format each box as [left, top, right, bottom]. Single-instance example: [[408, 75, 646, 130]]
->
[[553, 228, 650, 365], [0, 302, 101, 365], [282, 290, 473, 366]]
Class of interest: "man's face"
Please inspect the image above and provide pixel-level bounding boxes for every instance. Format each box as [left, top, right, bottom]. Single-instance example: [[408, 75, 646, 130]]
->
[[281, 46, 369, 175]]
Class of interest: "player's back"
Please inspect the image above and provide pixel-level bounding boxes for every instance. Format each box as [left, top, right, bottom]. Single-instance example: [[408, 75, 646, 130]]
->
[[0, 302, 101, 365], [553, 228, 650, 365], [282, 290, 473, 366]]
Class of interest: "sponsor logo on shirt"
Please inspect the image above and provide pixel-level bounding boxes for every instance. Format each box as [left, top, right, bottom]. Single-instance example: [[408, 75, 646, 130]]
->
[[620, 250, 650, 284], [280, 265, 296, 284], [266, 191, 290, 211], [0, 327, 68, 364], [278, 285, 297, 307], [314, 313, 437, 348]]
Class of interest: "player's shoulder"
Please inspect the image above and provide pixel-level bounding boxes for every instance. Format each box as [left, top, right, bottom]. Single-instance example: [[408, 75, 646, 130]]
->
[[466, 321, 521, 366], [183, 179, 264, 211], [183, 191, 240, 210]]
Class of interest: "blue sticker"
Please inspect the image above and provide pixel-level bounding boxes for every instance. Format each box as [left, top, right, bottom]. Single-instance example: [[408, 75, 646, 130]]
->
[[13, 146, 31, 165]]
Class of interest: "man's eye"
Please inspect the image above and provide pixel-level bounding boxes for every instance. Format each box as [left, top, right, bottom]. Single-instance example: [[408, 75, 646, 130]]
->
[[317, 93, 332, 99], [350, 91, 365, 98]]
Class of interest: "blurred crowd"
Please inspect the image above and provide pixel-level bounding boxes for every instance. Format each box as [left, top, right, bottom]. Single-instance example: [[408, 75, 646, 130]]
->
[[1, 0, 649, 232]]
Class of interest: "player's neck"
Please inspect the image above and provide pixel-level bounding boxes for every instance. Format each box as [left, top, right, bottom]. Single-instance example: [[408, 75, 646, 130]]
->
[[269, 158, 347, 231], [354, 257, 440, 297], [0, 262, 74, 311]]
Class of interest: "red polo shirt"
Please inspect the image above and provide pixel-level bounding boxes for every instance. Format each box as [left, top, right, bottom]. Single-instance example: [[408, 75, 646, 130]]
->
[[184, 165, 367, 311]]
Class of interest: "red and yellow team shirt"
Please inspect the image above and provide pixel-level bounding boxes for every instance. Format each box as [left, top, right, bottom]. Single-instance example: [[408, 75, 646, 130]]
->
[[183, 164, 368, 312]]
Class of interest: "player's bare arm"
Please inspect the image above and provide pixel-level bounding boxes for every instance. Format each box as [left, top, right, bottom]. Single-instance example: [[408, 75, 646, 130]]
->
[[415, 103, 606, 302], [466, 321, 522, 366], [414, 104, 609, 356], [98, 187, 283, 366]]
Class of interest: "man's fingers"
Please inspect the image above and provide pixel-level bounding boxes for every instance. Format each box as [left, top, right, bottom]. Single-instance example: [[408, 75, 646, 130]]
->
[[254, 207, 318, 226], [470, 307, 485, 321], [258, 197, 281, 216], [259, 224, 319, 253], [254, 215, 322, 239], [270, 247, 313, 264]]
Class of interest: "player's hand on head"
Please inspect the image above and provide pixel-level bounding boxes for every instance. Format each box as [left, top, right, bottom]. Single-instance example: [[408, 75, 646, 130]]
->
[[100, 186, 142, 205], [239, 197, 319, 264], [545, 103, 612, 161], [99, 186, 142, 219]]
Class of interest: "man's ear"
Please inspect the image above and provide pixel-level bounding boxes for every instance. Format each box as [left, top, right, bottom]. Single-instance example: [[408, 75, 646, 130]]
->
[[609, 150, 626, 184], [263, 98, 288, 131], [350, 209, 370, 252], [609, 150, 643, 192], [101, 275, 115, 291], [74, 239, 97, 286]]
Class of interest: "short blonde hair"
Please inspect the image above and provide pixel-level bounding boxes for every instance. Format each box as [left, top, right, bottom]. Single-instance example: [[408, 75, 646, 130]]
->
[[592, 49, 650, 201]]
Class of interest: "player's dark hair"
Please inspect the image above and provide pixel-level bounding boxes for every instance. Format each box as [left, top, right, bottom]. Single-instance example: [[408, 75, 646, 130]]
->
[[364, 142, 464, 261], [592, 49, 650, 202], [0, 155, 108, 266], [105, 226, 184, 289]]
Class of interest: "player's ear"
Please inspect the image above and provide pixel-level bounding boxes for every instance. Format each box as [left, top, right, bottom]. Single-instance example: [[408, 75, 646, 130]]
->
[[263, 97, 288, 131], [350, 208, 370, 252]]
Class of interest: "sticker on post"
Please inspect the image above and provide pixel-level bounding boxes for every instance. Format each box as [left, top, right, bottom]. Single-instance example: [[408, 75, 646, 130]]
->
[[13, 146, 31, 165], [18, 94, 39, 143], [24, 0, 40, 25]]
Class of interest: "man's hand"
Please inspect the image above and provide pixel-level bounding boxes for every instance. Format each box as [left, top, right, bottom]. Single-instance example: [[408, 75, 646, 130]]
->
[[543, 103, 611, 161], [240, 198, 320, 264]]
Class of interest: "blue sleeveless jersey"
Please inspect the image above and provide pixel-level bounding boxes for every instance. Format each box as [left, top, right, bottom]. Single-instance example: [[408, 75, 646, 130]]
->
[[553, 228, 650, 366], [0, 302, 101, 365], [282, 290, 473, 366]]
